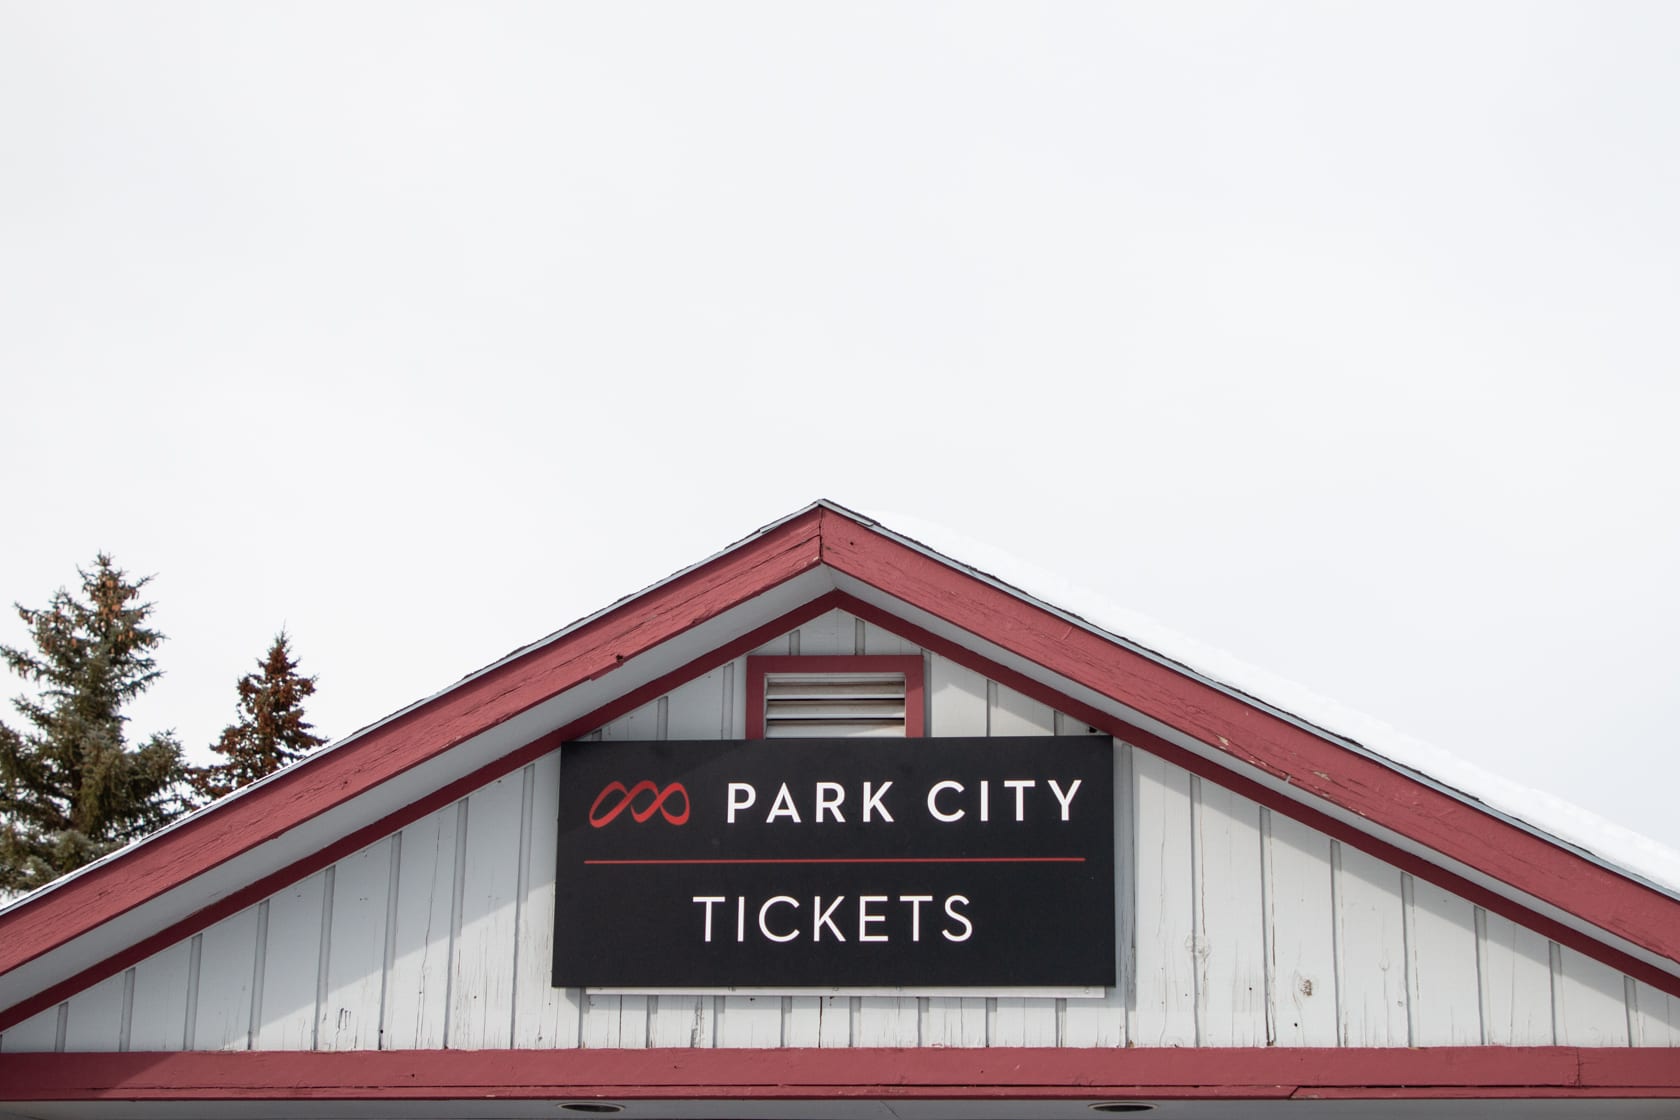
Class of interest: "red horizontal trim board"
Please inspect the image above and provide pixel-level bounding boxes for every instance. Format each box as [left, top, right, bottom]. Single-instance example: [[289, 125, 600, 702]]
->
[[2, 1048, 1677, 1101], [0, 512, 824, 983], [818, 508, 1680, 969], [746, 654, 926, 738], [836, 593, 1680, 1002], [0, 593, 847, 1033]]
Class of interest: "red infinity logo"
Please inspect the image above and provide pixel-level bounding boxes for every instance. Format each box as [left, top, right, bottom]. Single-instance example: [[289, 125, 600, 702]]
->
[[588, 780, 690, 827]]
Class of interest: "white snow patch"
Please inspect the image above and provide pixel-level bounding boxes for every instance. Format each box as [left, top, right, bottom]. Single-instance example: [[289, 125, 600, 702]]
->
[[863, 507, 1680, 898]]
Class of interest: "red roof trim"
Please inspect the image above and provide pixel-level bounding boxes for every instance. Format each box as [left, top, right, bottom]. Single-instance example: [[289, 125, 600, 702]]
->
[[0, 511, 824, 987], [0, 591, 847, 1033], [1, 1047, 1675, 1101], [3, 503, 1678, 1028], [818, 508, 1680, 970], [838, 594, 1680, 1000]]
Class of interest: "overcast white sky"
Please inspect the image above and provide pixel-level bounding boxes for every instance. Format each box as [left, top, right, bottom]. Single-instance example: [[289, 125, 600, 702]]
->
[[2, 3, 1678, 856]]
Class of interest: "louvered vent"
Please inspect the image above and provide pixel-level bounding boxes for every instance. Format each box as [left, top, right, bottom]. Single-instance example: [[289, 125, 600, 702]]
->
[[763, 673, 908, 738]]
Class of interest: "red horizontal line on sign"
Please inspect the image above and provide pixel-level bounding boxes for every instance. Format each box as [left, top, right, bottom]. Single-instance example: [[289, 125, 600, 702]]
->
[[582, 856, 1086, 866]]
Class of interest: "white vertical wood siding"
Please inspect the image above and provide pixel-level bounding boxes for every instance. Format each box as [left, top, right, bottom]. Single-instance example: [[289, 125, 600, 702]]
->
[[5, 607, 1673, 1052]]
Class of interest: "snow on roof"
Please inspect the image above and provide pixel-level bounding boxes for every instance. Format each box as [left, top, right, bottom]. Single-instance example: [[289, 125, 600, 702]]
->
[[7, 500, 1675, 921], [863, 506, 1680, 899]]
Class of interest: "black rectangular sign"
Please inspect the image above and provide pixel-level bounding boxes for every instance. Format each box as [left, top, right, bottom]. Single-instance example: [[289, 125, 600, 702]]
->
[[553, 737, 1114, 989]]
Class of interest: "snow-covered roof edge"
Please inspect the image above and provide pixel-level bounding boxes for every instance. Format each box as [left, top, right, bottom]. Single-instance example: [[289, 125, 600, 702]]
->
[[7, 498, 1674, 918], [855, 504, 1680, 900]]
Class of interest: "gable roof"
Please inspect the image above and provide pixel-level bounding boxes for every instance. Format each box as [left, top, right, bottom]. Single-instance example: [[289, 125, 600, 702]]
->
[[3, 499, 1679, 1034]]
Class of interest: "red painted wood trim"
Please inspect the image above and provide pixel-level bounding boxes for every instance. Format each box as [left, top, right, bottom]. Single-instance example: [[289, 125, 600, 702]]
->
[[7, 505, 1680, 1033], [2, 1047, 1677, 1101], [0, 512, 824, 983], [745, 654, 926, 738], [0, 593, 847, 1033], [837, 593, 1680, 1002], [817, 509, 1680, 969]]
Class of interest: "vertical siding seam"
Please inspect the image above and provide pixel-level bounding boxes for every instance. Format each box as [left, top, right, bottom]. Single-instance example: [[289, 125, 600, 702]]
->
[[249, 899, 270, 1051], [1259, 806, 1276, 1046], [721, 662, 735, 739], [854, 618, 866, 655], [379, 830, 402, 1050], [1624, 975, 1640, 1047], [1472, 905, 1489, 1046], [1548, 939, 1563, 1045], [510, 765, 535, 1047], [1188, 774, 1203, 1047], [417, 823, 446, 1045], [52, 1001, 67, 1053], [444, 798, 470, 1048], [921, 651, 933, 735], [1119, 740, 1137, 1048], [119, 967, 135, 1053], [1399, 872, 1416, 1048], [184, 933, 202, 1050], [1328, 840, 1343, 1048], [789, 628, 801, 656], [580, 990, 599, 1049], [314, 866, 335, 1051]]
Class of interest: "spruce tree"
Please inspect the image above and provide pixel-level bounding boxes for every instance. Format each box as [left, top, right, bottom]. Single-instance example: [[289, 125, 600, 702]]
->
[[189, 632, 325, 802], [0, 555, 187, 893]]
